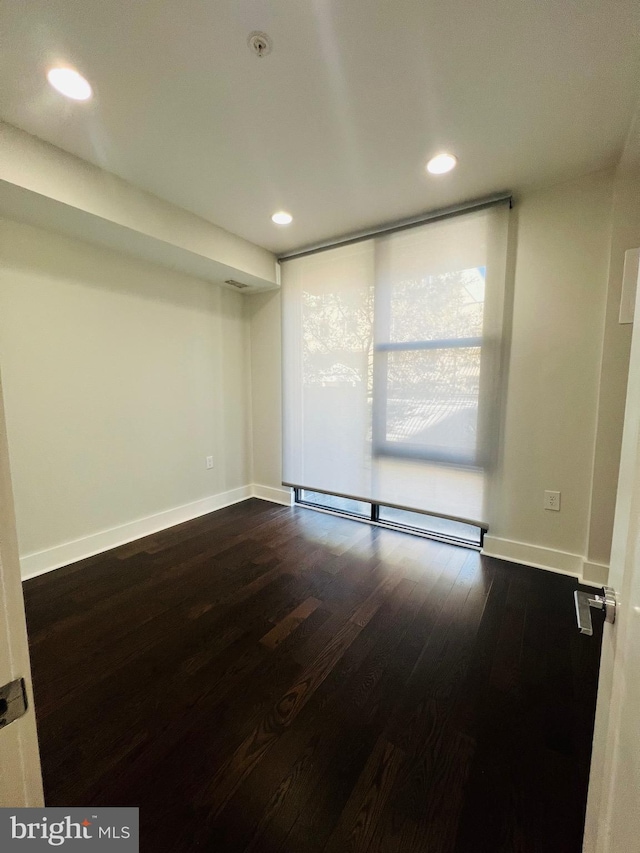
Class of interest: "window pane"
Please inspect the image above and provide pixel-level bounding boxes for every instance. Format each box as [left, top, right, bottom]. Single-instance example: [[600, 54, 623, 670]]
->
[[383, 347, 480, 462], [299, 490, 370, 517], [389, 268, 486, 343], [379, 506, 481, 543]]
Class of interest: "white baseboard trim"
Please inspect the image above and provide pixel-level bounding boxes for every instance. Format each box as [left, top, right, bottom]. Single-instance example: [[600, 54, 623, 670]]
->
[[482, 535, 583, 576], [22, 489, 608, 589], [251, 484, 293, 506], [482, 535, 609, 587], [20, 485, 253, 580]]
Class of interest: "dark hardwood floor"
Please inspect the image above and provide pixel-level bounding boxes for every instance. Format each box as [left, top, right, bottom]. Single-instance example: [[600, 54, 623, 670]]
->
[[23, 498, 603, 852]]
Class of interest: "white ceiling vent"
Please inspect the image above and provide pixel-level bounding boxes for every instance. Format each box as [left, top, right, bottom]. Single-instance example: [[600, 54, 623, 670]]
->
[[225, 279, 250, 289]]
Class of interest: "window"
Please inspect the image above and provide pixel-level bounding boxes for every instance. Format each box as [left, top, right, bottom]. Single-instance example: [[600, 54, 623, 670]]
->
[[294, 489, 484, 548], [377, 505, 482, 546], [298, 490, 370, 518], [373, 266, 486, 466], [282, 202, 509, 531]]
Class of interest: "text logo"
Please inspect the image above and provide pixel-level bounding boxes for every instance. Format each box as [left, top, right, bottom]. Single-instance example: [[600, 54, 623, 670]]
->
[[0, 808, 138, 850]]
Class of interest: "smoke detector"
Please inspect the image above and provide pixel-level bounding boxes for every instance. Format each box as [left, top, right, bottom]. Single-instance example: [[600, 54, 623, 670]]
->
[[248, 32, 272, 58]]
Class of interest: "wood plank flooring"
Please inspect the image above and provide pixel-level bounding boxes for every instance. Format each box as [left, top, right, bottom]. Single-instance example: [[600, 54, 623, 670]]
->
[[23, 499, 603, 852]]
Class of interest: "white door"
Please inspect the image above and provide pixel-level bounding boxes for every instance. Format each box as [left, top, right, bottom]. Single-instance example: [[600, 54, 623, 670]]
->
[[583, 266, 640, 851], [0, 372, 43, 806]]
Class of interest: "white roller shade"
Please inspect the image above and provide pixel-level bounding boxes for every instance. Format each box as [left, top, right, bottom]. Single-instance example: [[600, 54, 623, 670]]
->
[[282, 203, 510, 527]]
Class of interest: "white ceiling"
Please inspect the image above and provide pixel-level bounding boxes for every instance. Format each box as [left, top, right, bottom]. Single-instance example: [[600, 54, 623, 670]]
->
[[0, 0, 638, 254]]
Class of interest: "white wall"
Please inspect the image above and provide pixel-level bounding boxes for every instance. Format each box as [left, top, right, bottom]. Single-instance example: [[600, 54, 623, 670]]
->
[[247, 290, 284, 497], [0, 122, 277, 289], [587, 164, 640, 569], [484, 170, 614, 577], [0, 218, 252, 573]]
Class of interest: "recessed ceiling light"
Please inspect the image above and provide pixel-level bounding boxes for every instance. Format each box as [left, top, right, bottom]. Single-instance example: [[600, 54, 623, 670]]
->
[[47, 67, 92, 101], [426, 153, 457, 175], [272, 211, 293, 225]]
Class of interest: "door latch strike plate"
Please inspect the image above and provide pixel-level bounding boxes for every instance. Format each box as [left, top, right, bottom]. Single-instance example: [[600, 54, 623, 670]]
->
[[0, 678, 28, 730]]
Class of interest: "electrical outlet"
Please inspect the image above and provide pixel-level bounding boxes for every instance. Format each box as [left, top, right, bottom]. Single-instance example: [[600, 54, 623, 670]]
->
[[206, 456, 214, 470], [544, 490, 561, 511]]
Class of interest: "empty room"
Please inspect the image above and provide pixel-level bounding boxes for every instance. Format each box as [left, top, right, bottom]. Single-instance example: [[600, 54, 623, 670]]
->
[[0, 1, 639, 851]]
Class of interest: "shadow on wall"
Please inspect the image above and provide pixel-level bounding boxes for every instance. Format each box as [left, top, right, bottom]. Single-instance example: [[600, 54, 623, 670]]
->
[[0, 217, 241, 315]]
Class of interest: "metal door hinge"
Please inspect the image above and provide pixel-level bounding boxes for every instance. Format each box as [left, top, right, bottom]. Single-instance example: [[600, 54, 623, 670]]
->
[[574, 586, 617, 636], [0, 678, 28, 729]]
